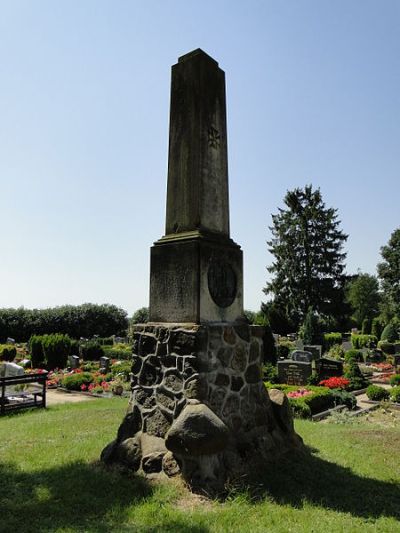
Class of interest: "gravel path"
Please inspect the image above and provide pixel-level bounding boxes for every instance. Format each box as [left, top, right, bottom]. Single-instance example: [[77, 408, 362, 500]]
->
[[46, 389, 97, 406]]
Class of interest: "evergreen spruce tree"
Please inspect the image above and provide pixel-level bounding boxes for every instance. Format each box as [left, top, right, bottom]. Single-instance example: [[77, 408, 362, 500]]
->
[[264, 185, 348, 328], [377, 228, 400, 317]]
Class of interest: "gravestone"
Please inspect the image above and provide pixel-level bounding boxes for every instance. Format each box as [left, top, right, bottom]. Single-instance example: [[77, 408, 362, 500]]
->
[[6, 337, 15, 345], [99, 356, 110, 374], [101, 49, 302, 492], [317, 357, 344, 381], [303, 345, 322, 360], [291, 350, 312, 363], [277, 360, 312, 385], [68, 355, 80, 369]]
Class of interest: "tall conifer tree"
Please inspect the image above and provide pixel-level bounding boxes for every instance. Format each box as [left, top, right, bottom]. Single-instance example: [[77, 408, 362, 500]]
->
[[264, 185, 348, 328]]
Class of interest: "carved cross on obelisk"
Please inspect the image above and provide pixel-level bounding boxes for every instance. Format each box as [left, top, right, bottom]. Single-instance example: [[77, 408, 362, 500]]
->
[[149, 49, 244, 324]]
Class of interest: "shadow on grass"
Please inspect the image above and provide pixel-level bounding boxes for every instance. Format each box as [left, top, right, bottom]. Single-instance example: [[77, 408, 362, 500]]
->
[[242, 446, 400, 521], [0, 461, 209, 533]]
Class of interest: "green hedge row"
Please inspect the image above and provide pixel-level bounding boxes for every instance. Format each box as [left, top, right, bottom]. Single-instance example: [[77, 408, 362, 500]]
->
[[351, 334, 377, 349], [30, 334, 72, 370], [0, 304, 128, 342]]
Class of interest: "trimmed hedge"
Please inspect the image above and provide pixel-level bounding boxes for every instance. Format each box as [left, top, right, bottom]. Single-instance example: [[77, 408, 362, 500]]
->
[[345, 349, 363, 363], [264, 383, 334, 418], [351, 334, 377, 349], [61, 372, 94, 391], [80, 341, 105, 361], [0, 304, 128, 342], [366, 385, 390, 401], [323, 333, 342, 351], [381, 322, 398, 343]]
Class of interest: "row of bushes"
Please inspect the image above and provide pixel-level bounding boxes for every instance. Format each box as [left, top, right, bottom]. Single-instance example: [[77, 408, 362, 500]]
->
[[30, 334, 72, 369], [0, 304, 128, 342], [351, 334, 378, 349]]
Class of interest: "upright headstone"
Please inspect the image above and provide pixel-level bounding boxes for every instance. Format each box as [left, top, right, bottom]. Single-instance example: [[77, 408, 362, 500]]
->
[[291, 350, 312, 363], [277, 359, 312, 386], [68, 355, 80, 369], [303, 345, 322, 360], [317, 357, 344, 381], [102, 49, 302, 492], [99, 356, 110, 374]]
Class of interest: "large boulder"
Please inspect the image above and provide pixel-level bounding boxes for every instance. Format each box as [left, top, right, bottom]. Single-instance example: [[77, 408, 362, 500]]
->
[[165, 402, 229, 456]]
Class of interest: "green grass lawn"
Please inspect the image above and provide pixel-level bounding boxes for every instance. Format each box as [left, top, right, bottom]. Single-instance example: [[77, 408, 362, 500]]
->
[[1, 399, 399, 533]]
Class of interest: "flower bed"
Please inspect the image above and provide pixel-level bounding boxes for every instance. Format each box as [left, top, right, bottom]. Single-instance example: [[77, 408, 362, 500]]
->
[[319, 377, 350, 389]]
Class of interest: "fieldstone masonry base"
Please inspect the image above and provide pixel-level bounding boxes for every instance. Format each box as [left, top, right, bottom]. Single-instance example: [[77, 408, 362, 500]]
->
[[102, 324, 302, 492]]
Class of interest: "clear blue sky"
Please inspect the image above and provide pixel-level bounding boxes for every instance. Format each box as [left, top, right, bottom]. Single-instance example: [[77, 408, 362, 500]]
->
[[1, 0, 399, 315]]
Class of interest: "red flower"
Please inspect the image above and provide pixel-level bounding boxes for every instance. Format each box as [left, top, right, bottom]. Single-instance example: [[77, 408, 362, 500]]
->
[[81, 384, 87, 391], [319, 377, 350, 389]]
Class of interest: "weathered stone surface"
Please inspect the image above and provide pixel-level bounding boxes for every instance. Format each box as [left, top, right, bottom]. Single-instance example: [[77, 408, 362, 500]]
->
[[140, 361, 161, 386], [134, 388, 156, 410], [141, 433, 167, 474], [117, 406, 142, 442], [131, 356, 142, 375], [100, 439, 117, 464], [184, 375, 207, 400], [217, 346, 232, 367], [245, 364, 261, 383], [115, 436, 142, 470], [231, 376, 244, 392], [231, 344, 247, 372], [215, 373, 230, 387], [234, 325, 250, 342], [165, 403, 229, 456], [223, 326, 237, 345], [163, 371, 183, 392], [138, 335, 157, 356], [171, 331, 197, 355], [156, 390, 175, 412], [268, 388, 294, 434], [162, 451, 180, 477], [249, 340, 260, 363], [145, 408, 171, 438], [222, 394, 240, 418]]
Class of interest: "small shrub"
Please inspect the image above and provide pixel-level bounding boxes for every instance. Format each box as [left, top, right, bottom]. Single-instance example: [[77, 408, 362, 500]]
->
[[323, 333, 342, 351], [80, 341, 105, 361], [307, 373, 320, 385], [276, 344, 289, 359], [263, 363, 278, 383], [366, 385, 390, 401], [29, 335, 45, 368], [103, 344, 132, 360], [389, 374, 400, 386], [381, 322, 398, 343], [390, 386, 400, 403], [0, 344, 17, 360], [345, 349, 363, 363], [111, 360, 132, 379], [331, 389, 357, 410], [42, 333, 71, 370], [344, 359, 369, 391], [290, 401, 312, 419], [61, 372, 94, 391]]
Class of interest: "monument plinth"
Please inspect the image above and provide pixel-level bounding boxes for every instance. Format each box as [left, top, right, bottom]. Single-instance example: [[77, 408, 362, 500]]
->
[[102, 49, 302, 493], [150, 49, 243, 324]]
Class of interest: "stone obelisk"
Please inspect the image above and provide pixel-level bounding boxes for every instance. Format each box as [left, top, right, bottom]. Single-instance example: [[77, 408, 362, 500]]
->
[[150, 49, 243, 324], [102, 50, 302, 492]]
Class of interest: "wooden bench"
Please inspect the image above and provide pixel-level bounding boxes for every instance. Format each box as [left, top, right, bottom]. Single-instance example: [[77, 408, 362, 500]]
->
[[0, 372, 48, 415]]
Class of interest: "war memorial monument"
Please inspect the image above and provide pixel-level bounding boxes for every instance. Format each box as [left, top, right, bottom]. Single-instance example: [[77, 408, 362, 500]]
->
[[102, 49, 302, 492]]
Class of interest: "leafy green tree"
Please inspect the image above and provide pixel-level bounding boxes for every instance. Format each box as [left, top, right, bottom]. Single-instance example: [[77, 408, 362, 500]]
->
[[377, 228, 400, 317], [346, 272, 380, 327], [131, 307, 149, 324], [264, 185, 348, 328]]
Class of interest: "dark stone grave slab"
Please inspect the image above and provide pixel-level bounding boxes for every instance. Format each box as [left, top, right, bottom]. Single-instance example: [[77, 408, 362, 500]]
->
[[68, 355, 80, 369], [317, 357, 344, 381], [277, 360, 312, 386], [100, 356, 111, 374]]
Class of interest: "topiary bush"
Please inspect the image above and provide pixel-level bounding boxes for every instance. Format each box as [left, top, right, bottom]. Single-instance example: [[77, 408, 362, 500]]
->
[[29, 335, 45, 368], [331, 389, 357, 410], [351, 334, 377, 349], [61, 372, 94, 391], [389, 374, 400, 386], [381, 322, 398, 343], [361, 318, 372, 335], [344, 359, 369, 391], [80, 341, 105, 361], [42, 334, 71, 370], [366, 385, 390, 401], [390, 386, 400, 403]]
